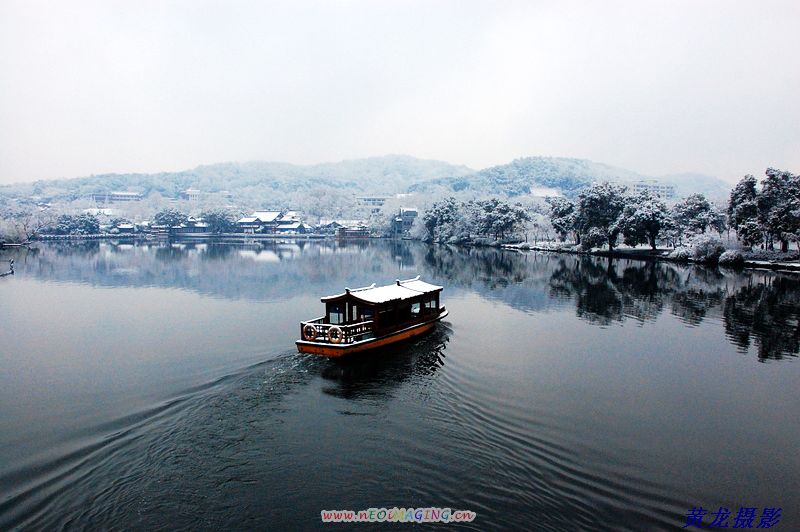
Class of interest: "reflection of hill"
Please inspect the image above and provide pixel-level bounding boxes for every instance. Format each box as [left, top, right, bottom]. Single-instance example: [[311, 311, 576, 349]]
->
[[17, 240, 800, 361]]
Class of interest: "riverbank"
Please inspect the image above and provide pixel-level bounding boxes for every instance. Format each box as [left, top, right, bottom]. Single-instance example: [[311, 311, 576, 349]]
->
[[31, 232, 334, 242], [501, 242, 800, 272]]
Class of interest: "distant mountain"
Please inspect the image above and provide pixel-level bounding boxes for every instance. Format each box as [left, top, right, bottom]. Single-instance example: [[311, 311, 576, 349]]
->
[[655, 173, 733, 202], [409, 157, 649, 197], [0, 155, 473, 201], [0, 154, 734, 204], [409, 157, 734, 200]]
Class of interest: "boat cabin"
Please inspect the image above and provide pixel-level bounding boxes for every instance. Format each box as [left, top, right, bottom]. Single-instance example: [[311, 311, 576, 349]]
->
[[299, 277, 444, 347]]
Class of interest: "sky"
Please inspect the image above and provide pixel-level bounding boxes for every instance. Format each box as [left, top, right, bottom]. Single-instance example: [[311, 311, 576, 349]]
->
[[1, 0, 798, 185]]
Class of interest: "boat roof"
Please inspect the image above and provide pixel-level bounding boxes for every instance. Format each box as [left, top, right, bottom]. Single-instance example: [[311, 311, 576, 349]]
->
[[321, 276, 442, 304]]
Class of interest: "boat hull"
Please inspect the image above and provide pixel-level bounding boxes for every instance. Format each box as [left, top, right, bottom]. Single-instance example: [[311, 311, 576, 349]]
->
[[296, 309, 448, 357]]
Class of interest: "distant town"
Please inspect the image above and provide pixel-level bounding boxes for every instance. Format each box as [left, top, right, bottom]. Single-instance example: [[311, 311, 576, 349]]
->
[[2, 189, 419, 241]]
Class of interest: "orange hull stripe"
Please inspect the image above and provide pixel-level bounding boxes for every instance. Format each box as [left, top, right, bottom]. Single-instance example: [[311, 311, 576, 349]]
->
[[296, 317, 442, 357]]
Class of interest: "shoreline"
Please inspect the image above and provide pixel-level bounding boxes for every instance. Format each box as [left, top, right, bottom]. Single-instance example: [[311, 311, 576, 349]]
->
[[499, 242, 800, 272], [7, 235, 800, 273]]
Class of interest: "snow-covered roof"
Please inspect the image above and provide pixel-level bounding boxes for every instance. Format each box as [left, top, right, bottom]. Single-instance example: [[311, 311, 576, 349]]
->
[[277, 222, 302, 229], [237, 217, 259, 224], [321, 277, 442, 304], [280, 211, 300, 221], [253, 210, 281, 222], [318, 219, 366, 228]]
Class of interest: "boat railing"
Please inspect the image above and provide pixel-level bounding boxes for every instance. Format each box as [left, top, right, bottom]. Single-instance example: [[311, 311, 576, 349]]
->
[[299, 319, 376, 344]]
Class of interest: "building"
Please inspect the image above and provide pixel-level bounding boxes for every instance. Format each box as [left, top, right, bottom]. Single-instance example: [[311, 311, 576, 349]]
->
[[391, 208, 418, 236], [337, 226, 370, 239], [115, 223, 136, 234], [275, 222, 312, 234], [176, 216, 209, 233], [356, 195, 388, 208], [91, 191, 144, 203], [356, 195, 389, 215], [236, 210, 283, 233], [631, 180, 676, 200], [279, 210, 301, 222], [179, 189, 204, 201], [317, 219, 368, 234]]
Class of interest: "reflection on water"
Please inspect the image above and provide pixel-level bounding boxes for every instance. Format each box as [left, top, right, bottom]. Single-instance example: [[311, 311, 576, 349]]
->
[[6, 240, 800, 361], [724, 276, 800, 360], [2, 240, 799, 530], [320, 325, 450, 400]]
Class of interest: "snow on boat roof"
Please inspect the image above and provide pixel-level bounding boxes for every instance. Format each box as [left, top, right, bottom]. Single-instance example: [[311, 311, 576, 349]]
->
[[321, 277, 442, 304]]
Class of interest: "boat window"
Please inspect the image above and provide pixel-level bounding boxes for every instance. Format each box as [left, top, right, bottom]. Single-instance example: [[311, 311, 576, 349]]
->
[[411, 302, 420, 316], [424, 297, 436, 311], [360, 307, 374, 321], [328, 303, 344, 325]]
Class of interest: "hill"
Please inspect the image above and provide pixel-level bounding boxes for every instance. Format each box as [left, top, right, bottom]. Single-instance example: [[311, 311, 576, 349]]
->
[[409, 157, 736, 200], [408, 157, 648, 197], [0, 155, 473, 202], [0, 154, 736, 206]]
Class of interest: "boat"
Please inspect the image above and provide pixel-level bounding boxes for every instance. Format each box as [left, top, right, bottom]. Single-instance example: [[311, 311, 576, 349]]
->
[[296, 276, 448, 357]]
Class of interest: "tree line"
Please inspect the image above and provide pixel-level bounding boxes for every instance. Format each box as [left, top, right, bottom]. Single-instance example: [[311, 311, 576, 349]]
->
[[421, 198, 530, 244], [420, 167, 798, 254], [546, 183, 725, 252]]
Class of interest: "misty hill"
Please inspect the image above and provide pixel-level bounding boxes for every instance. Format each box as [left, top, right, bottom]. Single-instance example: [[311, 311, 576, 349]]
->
[[0, 155, 473, 201], [0, 154, 735, 206], [654, 173, 733, 202], [409, 157, 647, 197], [409, 156, 734, 200]]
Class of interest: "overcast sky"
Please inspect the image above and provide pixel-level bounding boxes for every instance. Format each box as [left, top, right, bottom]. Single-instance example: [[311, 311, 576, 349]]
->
[[1, 0, 798, 185]]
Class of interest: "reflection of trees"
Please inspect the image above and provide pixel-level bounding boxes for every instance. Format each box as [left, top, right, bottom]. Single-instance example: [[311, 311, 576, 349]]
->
[[670, 290, 724, 326], [155, 244, 189, 262], [423, 245, 532, 289], [669, 267, 725, 326], [549, 258, 624, 325], [20, 239, 800, 362], [723, 276, 800, 360], [201, 243, 234, 260], [617, 261, 675, 323], [52, 241, 100, 256], [548, 257, 682, 326], [319, 325, 450, 400]]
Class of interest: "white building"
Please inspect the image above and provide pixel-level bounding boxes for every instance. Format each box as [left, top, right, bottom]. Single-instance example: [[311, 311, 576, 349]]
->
[[631, 180, 676, 200]]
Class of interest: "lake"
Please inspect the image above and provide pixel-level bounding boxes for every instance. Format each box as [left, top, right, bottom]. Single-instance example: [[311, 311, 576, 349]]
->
[[1, 240, 798, 530]]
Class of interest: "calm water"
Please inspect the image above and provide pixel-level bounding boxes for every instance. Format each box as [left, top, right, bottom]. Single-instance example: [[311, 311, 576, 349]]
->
[[1, 240, 798, 530]]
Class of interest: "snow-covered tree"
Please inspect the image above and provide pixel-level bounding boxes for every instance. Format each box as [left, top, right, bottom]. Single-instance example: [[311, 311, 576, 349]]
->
[[728, 174, 762, 248], [201, 209, 236, 234], [671, 193, 722, 237], [617, 192, 671, 250], [546, 197, 578, 243], [473, 198, 529, 240], [422, 197, 461, 242], [153, 208, 187, 228], [757, 168, 800, 252], [575, 183, 628, 252]]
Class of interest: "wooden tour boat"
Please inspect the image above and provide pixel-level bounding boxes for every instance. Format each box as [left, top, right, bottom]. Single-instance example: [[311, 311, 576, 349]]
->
[[296, 276, 448, 357]]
